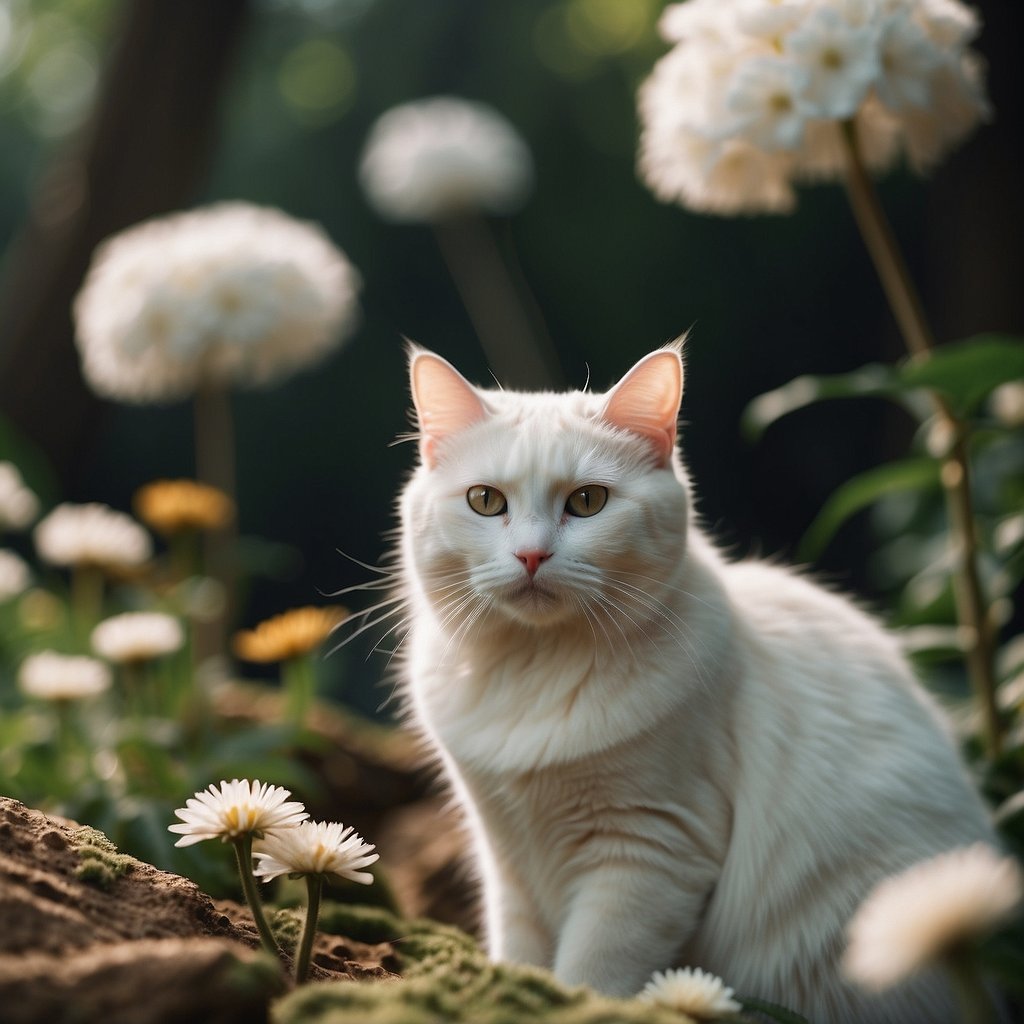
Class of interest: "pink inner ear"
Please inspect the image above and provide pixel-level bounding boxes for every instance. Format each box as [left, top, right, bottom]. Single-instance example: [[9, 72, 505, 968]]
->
[[411, 352, 487, 467], [601, 350, 683, 465]]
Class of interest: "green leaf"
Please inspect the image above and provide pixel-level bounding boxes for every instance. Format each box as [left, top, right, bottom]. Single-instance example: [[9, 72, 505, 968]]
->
[[899, 334, 1024, 416], [742, 364, 900, 440], [739, 995, 813, 1023], [798, 458, 942, 562]]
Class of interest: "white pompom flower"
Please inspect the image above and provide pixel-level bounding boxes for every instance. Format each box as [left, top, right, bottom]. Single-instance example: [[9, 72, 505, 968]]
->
[[638, 0, 991, 215], [638, 966, 742, 1020], [168, 779, 309, 847], [91, 611, 185, 663], [73, 202, 361, 403], [0, 548, 32, 602], [253, 819, 379, 885], [18, 651, 112, 702], [359, 96, 533, 223], [33, 502, 152, 571], [0, 461, 40, 531], [844, 843, 1024, 991]]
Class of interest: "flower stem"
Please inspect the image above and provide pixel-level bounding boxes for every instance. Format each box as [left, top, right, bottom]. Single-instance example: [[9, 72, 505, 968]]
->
[[231, 834, 281, 959], [838, 120, 1002, 758], [193, 383, 237, 658], [944, 951, 996, 1024], [71, 565, 104, 647], [283, 654, 316, 727], [433, 214, 560, 390], [295, 873, 323, 984]]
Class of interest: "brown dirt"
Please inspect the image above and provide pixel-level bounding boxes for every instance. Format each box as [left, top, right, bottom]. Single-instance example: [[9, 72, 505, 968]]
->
[[0, 796, 398, 1023]]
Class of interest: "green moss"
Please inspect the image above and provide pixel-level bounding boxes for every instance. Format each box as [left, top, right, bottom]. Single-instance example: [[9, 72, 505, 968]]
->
[[315, 902, 405, 945], [270, 906, 688, 1024], [271, 907, 304, 955], [70, 826, 136, 890]]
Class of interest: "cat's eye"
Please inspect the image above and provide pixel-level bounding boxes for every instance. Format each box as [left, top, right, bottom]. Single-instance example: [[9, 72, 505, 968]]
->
[[565, 485, 608, 518], [467, 485, 508, 517]]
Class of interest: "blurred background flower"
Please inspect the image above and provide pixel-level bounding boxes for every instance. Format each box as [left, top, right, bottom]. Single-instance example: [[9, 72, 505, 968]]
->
[[359, 96, 533, 223], [18, 649, 111, 701], [0, 460, 40, 531], [73, 201, 361, 403], [638, 0, 990, 214], [34, 501, 152, 571]]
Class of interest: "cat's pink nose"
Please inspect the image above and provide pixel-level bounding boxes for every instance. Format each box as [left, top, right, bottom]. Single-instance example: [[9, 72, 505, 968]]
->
[[516, 549, 552, 577]]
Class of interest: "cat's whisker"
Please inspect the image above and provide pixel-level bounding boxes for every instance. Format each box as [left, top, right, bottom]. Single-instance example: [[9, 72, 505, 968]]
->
[[326, 596, 412, 656]]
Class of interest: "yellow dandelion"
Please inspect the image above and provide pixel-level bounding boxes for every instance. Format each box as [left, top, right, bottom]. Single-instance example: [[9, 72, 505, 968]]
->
[[233, 606, 349, 663], [134, 479, 235, 535]]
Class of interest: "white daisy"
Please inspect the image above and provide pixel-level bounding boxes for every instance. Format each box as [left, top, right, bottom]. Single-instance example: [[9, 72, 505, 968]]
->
[[168, 779, 309, 847], [91, 611, 185, 663], [0, 461, 40, 530], [638, 966, 742, 1019], [73, 202, 361, 403], [18, 650, 112, 701], [0, 548, 31, 602], [844, 844, 1024, 990], [253, 819, 379, 885], [359, 96, 533, 222], [34, 502, 152, 570]]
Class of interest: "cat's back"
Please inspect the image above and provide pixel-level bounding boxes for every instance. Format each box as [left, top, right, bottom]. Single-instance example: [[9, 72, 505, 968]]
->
[[690, 557, 995, 1020]]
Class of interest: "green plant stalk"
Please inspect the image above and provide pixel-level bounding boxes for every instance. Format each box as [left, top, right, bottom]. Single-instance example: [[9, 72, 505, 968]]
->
[[839, 120, 1001, 758], [193, 383, 236, 658], [231, 834, 281, 960], [943, 950, 996, 1024], [71, 565, 104, 646], [295, 873, 323, 983], [283, 654, 316, 727]]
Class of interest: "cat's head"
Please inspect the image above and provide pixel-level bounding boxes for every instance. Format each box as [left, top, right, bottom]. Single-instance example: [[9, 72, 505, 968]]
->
[[400, 345, 691, 631]]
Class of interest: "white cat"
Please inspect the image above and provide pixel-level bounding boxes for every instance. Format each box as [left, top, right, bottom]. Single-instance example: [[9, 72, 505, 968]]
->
[[396, 343, 997, 1023]]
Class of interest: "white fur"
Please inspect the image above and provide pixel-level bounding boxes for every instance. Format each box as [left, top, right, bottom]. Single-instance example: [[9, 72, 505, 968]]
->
[[396, 348, 996, 1023]]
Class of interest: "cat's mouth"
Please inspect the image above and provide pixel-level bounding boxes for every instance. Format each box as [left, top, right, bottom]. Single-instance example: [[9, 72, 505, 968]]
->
[[502, 579, 560, 606]]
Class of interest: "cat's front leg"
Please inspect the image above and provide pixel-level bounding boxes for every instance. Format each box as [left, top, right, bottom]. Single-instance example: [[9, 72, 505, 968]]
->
[[484, 862, 553, 968], [552, 864, 710, 997]]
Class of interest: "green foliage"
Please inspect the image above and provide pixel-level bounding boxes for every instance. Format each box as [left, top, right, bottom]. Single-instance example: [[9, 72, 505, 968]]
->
[[899, 335, 1024, 418], [797, 457, 941, 561], [744, 334, 1024, 440]]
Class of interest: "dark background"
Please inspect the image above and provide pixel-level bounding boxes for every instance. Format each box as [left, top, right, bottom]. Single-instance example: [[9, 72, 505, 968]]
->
[[0, 0, 1020, 713]]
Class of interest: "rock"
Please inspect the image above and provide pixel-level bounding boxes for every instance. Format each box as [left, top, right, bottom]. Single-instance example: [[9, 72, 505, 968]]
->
[[0, 797, 398, 1023]]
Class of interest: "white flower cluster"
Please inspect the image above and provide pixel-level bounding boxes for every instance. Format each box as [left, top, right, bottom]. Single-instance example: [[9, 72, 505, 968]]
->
[[360, 96, 534, 223], [34, 502, 152, 570], [0, 461, 40, 531], [19, 650, 112, 702], [91, 611, 185, 664], [638, 0, 990, 214], [74, 202, 361, 403], [169, 778, 379, 886]]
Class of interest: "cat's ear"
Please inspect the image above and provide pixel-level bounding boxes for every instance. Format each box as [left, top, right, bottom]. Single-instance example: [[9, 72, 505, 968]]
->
[[601, 347, 683, 465], [409, 348, 488, 468]]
